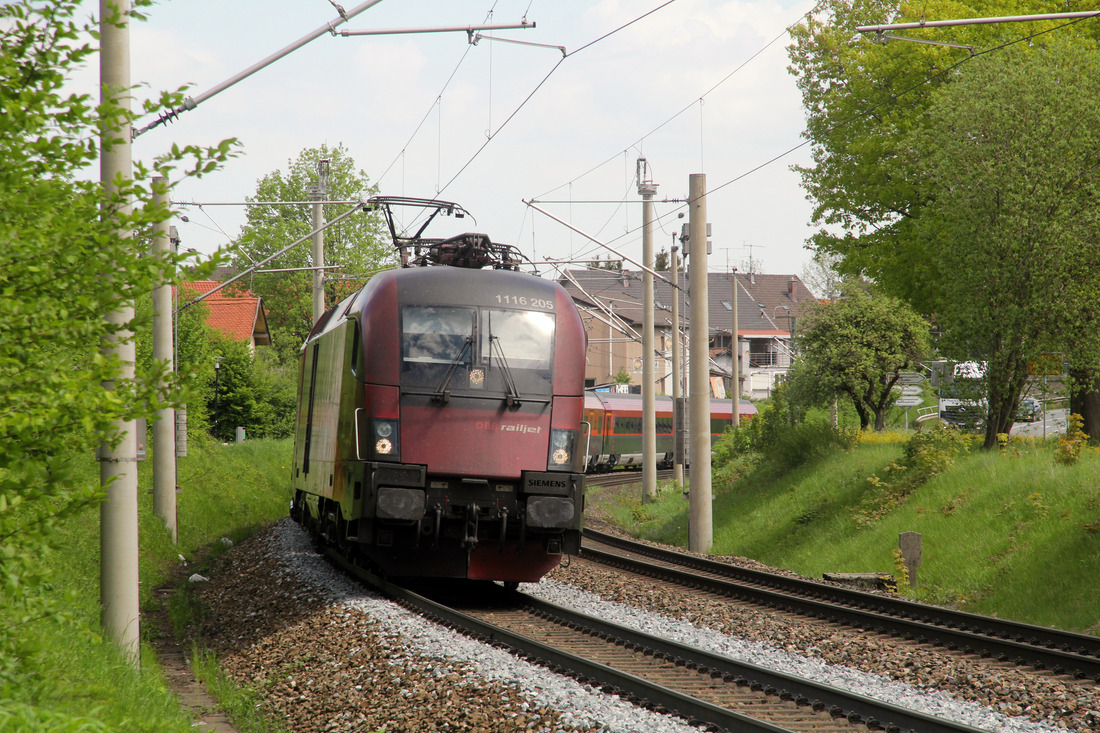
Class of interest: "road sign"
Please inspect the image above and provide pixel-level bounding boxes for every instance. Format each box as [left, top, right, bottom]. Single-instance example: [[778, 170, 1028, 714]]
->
[[901, 385, 923, 396], [1028, 353, 1062, 376], [897, 372, 926, 385], [895, 396, 923, 407]]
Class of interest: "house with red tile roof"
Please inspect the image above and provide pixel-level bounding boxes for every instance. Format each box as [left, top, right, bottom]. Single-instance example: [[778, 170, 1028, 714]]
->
[[178, 281, 272, 352]]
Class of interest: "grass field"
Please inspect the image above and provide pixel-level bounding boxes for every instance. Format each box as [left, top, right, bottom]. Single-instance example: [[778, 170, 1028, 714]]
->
[[592, 434, 1100, 635], [1, 436, 294, 732]]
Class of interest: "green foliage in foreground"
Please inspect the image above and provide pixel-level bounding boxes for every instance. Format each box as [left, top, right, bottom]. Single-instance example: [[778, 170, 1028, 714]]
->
[[598, 431, 1100, 635], [0, 438, 293, 731]]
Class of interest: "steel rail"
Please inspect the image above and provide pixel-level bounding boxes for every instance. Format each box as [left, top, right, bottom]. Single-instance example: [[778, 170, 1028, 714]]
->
[[582, 528, 1100, 681], [515, 594, 987, 733], [325, 551, 792, 733], [327, 549, 987, 733]]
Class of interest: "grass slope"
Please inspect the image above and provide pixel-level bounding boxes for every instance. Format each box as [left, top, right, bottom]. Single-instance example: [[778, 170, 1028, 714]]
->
[[2, 437, 293, 732], [593, 437, 1100, 635], [11, 430, 1099, 731]]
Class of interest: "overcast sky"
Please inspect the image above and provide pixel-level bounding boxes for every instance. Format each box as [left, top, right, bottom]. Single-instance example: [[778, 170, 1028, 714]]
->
[[85, 0, 820, 279]]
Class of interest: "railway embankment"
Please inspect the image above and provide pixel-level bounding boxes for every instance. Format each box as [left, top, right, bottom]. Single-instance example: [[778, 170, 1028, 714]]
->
[[16, 429, 1099, 731], [589, 431, 1100, 636]]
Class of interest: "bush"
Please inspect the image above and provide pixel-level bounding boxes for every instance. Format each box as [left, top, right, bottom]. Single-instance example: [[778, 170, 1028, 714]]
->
[[761, 420, 859, 471], [901, 425, 973, 479], [712, 424, 754, 465], [853, 426, 973, 526], [712, 386, 858, 479], [1057, 413, 1088, 465]]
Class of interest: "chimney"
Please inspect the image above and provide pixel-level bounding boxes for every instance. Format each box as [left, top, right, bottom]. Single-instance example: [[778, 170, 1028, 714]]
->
[[788, 277, 797, 302]]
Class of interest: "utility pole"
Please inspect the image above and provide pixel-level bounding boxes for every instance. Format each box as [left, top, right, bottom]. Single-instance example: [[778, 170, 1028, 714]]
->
[[731, 269, 739, 428], [671, 235, 684, 492], [152, 177, 177, 544], [687, 174, 712, 553], [99, 0, 140, 665], [311, 159, 329, 324], [638, 158, 658, 503]]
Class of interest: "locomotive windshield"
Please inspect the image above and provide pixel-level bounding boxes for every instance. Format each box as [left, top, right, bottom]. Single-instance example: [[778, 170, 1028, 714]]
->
[[402, 306, 474, 365], [401, 305, 554, 397]]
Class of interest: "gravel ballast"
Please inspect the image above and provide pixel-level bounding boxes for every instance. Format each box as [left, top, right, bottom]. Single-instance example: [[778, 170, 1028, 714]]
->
[[191, 519, 1097, 732]]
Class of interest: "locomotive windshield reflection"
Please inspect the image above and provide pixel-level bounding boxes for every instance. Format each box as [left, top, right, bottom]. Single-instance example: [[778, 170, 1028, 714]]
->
[[402, 305, 554, 398]]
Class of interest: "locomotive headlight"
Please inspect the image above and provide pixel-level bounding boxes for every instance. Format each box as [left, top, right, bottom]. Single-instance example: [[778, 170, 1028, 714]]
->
[[547, 428, 578, 471], [372, 419, 400, 460]]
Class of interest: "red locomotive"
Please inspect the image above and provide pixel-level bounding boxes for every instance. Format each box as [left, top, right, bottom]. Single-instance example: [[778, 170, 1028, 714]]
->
[[290, 198, 587, 583]]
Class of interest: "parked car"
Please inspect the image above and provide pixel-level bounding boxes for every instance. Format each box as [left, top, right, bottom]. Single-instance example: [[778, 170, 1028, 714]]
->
[[1017, 397, 1043, 422], [941, 402, 984, 431]]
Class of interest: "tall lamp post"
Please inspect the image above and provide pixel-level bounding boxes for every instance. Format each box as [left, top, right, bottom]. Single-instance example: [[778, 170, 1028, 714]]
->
[[213, 356, 223, 438], [773, 305, 795, 349]]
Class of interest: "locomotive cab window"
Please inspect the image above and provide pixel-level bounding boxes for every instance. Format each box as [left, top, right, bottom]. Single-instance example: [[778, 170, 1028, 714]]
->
[[402, 306, 474, 364], [400, 305, 554, 397]]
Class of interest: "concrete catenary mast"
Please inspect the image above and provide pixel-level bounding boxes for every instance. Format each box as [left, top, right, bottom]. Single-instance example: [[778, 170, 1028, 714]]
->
[[99, 0, 140, 665], [638, 158, 658, 503], [152, 177, 177, 544], [687, 174, 712, 553]]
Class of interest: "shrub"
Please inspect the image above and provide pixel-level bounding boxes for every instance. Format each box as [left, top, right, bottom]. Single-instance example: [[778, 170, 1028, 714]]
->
[[853, 426, 973, 526], [1057, 413, 1087, 465], [761, 420, 859, 471], [901, 425, 973, 479], [715, 385, 858, 475], [712, 424, 754, 465]]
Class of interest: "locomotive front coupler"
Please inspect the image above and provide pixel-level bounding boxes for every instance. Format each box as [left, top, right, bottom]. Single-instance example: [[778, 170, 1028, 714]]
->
[[463, 503, 480, 550]]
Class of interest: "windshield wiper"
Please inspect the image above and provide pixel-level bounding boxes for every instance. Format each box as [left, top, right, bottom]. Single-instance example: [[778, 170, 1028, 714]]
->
[[432, 336, 473, 403], [488, 335, 522, 407]]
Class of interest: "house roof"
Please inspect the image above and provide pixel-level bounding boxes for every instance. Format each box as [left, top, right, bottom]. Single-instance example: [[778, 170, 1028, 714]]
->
[[558, 269, 816, 339], [178, 281, 272, 346]]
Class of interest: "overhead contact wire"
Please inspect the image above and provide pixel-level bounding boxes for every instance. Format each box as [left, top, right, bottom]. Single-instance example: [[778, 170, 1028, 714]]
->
[[435, 1, 684, 197]]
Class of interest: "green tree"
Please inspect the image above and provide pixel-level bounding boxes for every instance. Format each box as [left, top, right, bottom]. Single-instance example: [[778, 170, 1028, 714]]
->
[[232, 143, 395, 362], [788, 286, 931, 431], [250, 348, 299, 439], [137, 298, 218, 441], [0, 0, 235, 657], [910, 45, 1100, 446], [786, 0, 1100, 310], [204, 338, 297, 442], [586, 255, 623, 271], [208, 338, 260, 442]]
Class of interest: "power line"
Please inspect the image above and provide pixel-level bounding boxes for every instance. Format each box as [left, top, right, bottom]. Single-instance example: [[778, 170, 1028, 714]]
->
[[384, 2, 686, 236], [704, 12, 1100, 201], [434, 1, 684, 198], [535, 2, 822, 202]]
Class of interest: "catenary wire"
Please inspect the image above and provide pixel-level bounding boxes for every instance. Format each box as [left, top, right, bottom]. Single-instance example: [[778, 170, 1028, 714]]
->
[[433, 1, 683, 199], [546, 12, 1100, 268]]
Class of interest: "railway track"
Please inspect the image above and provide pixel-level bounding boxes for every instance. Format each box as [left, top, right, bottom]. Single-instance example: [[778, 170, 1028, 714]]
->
[[580, 527, 1100, 683], [327, 549, 989, 733], [585, 467, 678, 488]]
